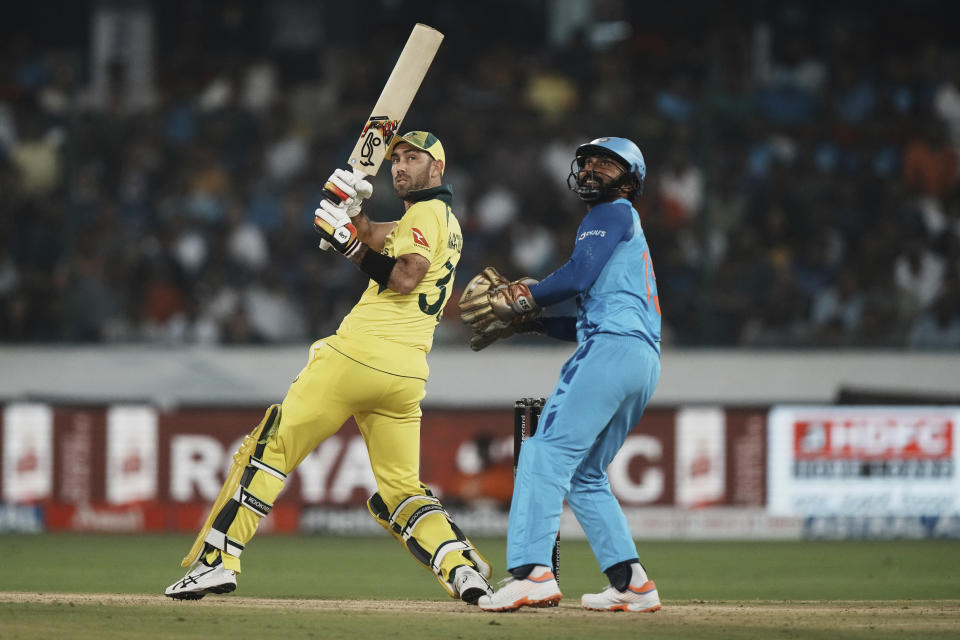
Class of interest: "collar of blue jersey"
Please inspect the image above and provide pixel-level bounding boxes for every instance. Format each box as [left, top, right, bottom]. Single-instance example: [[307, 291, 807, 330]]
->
[[404, 184, 453, 206], [594, 196, 636, 211]]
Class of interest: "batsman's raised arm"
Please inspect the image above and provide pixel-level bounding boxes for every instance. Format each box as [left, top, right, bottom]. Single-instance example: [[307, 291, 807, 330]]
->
[[313, 194, 428, 295], [315, 132, 448, 295]]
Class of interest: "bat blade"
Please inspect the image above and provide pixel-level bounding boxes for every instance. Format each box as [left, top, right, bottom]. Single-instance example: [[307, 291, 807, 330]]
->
[[347, 23, 444, 178]]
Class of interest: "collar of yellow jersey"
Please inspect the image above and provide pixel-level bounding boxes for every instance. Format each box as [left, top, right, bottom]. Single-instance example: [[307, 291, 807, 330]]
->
[[404, 184, 453, 206]]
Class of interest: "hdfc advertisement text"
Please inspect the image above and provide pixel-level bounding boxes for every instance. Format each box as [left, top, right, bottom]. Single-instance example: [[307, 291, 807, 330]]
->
[[768, 406, 960, 518]]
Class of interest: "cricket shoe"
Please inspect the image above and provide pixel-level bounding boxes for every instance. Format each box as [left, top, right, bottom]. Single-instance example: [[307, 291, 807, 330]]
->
[[477, 565, 561, 612], [452, 565, 494, 605], [164, 562, 237, 600], [581, 579, 661, 613]]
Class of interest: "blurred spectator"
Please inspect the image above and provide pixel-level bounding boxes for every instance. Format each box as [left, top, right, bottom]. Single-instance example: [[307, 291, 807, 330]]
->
[[473, 181, 519, 236], [243, 270, 306, 343], [810, 268, 864, 344], [63, 245, 117, 342], [264, 122, 309, 186], [858, 291, 903, 347], [140, 262, 185, 333], [9, 112, 62, 199], [893, 236, 946, 318], [0, 244, 20, 335], [655, 74, 697, 122], [163, 295, 221, 345], [511, 223, 556, 274], [934, 58, 960, 148], [525, 60, 578, 123], [831, 63, 877, 125], [907, 278, 960, 348], [659, 142, 705, 230], [903, 119, 958, 199], [225, 199, 270, 272], [741, 263, 809, 346], [1, 2, 959, 351]]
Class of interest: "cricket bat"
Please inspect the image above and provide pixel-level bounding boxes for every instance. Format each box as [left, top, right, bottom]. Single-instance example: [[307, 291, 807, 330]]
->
[[324, 23, 444, 203]]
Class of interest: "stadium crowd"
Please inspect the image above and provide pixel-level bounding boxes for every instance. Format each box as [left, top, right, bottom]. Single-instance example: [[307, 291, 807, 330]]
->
[[1, 1, 958, 348]]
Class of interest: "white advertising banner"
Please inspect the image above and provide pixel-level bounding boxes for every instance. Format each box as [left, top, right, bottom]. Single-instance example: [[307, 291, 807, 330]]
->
[[768, 406, 960, 517], [106, 405, 158, 504], [2, 403, 54, 503], [675, 407, 726, 507]]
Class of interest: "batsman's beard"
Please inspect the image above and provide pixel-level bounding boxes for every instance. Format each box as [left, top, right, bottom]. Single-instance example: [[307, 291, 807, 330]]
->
[[394, 170, 432, 200]]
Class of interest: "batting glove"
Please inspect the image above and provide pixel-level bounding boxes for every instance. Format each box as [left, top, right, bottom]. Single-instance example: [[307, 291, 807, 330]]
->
[[323, 168, 373, 218], [314, 200, 362, 257]]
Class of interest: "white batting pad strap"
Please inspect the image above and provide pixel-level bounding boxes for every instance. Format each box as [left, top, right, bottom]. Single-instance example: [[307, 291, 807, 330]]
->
[[205, 527, 245, 557], [389, 494, 441, 528], [250, 457, 286, 480], [225, 537, 245, 557], [204, 528, 226, 551], [401, 505, 445, 541], [431, 540, 472, 575]]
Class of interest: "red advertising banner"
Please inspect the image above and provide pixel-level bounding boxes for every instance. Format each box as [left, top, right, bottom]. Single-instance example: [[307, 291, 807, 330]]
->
[[0, 403, 768, 532]]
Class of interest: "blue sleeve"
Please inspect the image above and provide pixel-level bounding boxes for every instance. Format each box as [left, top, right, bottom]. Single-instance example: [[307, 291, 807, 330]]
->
[[528, 202, 633, 308]]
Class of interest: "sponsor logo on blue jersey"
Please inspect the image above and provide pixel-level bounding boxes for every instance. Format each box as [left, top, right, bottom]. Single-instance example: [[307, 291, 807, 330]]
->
[[578, 229, 606, 241]]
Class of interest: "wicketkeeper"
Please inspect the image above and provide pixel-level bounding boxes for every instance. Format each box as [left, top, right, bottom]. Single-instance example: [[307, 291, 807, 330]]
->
[[165, 132, 494, 604], [460, 137, 663, 613]]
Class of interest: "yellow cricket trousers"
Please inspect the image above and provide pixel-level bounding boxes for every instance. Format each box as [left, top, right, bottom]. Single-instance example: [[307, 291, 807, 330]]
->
[[210, 340, 470, 583]]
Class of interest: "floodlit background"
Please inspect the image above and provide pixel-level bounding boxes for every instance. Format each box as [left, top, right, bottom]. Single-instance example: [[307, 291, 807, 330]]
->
[[2, 0, 959, 348], [1, 1, 959, 542]]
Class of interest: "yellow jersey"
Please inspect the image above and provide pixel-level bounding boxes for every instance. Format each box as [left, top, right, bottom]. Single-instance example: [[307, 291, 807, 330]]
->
[[326, 185, 462, 379]]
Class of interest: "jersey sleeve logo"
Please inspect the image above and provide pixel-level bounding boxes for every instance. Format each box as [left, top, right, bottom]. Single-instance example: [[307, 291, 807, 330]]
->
[[411, 228, 430, 248], [578, 229, 606, 241]]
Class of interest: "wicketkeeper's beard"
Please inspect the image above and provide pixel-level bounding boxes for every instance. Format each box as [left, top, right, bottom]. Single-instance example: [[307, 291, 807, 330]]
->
[[571, 170, 615, 202]]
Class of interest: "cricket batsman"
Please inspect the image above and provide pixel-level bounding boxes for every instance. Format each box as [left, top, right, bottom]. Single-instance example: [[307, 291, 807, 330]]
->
[[165, 131, 494, 604], [459, 137, 663, 612]]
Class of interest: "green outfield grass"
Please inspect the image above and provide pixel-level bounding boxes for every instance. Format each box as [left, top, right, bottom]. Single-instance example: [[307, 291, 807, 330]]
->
[[2, 534, 957, 600], [1, 534, 958, 639]]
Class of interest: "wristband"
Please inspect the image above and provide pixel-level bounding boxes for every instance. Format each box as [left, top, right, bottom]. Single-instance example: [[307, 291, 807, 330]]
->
[[359, 249, 398, 287]]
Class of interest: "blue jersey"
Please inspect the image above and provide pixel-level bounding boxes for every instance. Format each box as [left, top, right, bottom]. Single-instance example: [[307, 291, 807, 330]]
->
[[529, 198, 661, 354]]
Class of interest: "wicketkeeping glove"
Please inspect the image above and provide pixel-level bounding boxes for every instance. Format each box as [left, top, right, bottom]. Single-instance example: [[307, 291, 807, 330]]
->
[[314, 200, 362, 257], [458, 267, 508, 310], [468, 317, 545, 351], [458, 266, 540, 334]]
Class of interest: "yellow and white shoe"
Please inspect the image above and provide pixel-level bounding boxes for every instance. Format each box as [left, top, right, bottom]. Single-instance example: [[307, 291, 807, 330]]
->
[[477, 565, 562, 612]]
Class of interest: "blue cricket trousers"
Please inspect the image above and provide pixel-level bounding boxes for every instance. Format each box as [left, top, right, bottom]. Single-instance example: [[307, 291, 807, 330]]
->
[[506, 333, 660, 572]]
